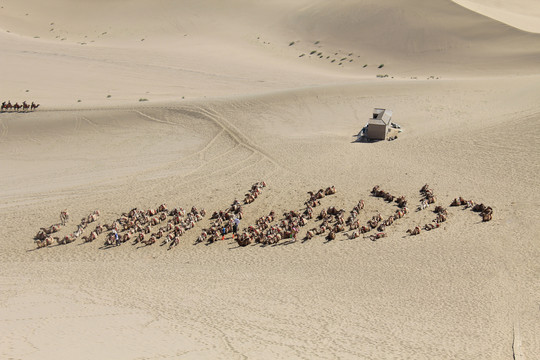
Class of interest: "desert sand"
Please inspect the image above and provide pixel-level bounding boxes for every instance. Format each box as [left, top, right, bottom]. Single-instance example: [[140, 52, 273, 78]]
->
[[1, 1, 539, 359]]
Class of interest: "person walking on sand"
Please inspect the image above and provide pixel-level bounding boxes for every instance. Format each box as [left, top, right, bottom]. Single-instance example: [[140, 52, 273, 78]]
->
[[233, 217, 240, 239], [221, 225, 227, 241], [113, 230, 120, 246]]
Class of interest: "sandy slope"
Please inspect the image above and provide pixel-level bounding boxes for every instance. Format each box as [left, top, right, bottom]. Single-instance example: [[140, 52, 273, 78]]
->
[[1, 1, 539, 359], [453, 0, 540, 33]]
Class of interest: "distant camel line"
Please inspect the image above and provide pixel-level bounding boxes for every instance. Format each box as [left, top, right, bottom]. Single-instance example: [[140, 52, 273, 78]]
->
[[1, 101, 40, 112], [32, 183, 493, 250]]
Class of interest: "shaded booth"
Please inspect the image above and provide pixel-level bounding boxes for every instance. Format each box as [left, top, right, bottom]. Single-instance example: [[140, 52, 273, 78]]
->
[[366, 108, 392, 140]]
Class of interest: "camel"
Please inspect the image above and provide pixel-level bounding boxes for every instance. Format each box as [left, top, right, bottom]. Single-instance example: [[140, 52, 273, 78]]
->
[[327, 231, 336, 241], [41, 224, 62, 235], [377, 223, 386, 232], [451, 197, 468, 206], [13, 103, 21, 111], [31, 102, 40, 111], [424, 223, 440, 231], [35, 229, 48, 240], [434, 206, 447, 215], [324, 186, 337, 196], [87, 211, 99, 223], [305, 229, 315, 240], [122, 230, 134, 243], [197, 232, 207, 243], [482, 212, 492, 222], [235, 234, 252, 247], [104, 232, 117, 246], [419, 199, 429, 210], [360, 225, 370, 234], [134, 232, 145, 244], [348, 231, 360, 239], [82, 231, 98, 243], [60, 210, 69, 225], [1, 101, 12, 111], [168, 236, 180, 249], [58, 234, 76, 245], [384, 216, 395, 226], [396, 196, 407, 208], [434, 214, 447, 223], [367, 219, 378, 229], [22, 101, 30, 112], [142, 235, 156, 246], [368, 232, 386, 241], [407, 226, 421, 236], [36, 236, 56, 248]]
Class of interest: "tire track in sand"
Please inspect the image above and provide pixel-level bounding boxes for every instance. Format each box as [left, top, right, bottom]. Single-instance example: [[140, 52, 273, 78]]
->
[[189, 105, 293, 174]]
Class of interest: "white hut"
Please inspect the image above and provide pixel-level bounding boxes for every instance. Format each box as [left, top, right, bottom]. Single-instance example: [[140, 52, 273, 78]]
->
[[366, 108, 392, 140]]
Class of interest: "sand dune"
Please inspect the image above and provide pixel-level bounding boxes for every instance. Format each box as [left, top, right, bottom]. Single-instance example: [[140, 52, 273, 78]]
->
[[454, 0, 540, 33], [1, 1, 539, 359]]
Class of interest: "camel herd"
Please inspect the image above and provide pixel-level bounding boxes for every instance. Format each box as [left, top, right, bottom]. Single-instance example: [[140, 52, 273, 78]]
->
[[1, 101, 40, 112], [34, 210, 100, 248], [32, 182, 494, 250], [450, 197, 493, 222]]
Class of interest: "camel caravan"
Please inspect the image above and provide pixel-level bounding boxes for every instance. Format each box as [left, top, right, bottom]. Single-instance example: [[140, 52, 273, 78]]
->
[[1, 101, 40, 112], [32, 182, 495, 250]]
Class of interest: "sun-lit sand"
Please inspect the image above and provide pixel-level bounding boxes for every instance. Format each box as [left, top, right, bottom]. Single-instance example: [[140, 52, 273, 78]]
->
[[1, 1, 539, 359]]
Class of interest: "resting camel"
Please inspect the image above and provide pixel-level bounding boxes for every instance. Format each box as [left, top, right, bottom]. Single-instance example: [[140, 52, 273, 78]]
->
[[35, 236, 56, 248], [396, 196, 407, 208], [434, 214, 447, 223], [142, 235, 156, 246], [424, 223, 440, 231], [35, 229, 47, 241], [451, 197, 467, 207], [82, 231, 98, 243], [326, 231, 336, 241], [134, 232, 145, 244], [481, 207, 493, 221], [368, 232, 386, 241], [434, 206, 447, 215], [235, 234, 252, 247], [168, 236, 181, 249], [41, 224, 62, 235], [58, 234, 76, 245], [324, 186, 337, 196], [348, 230, 360, 239], [407, 226, 421, 236]]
